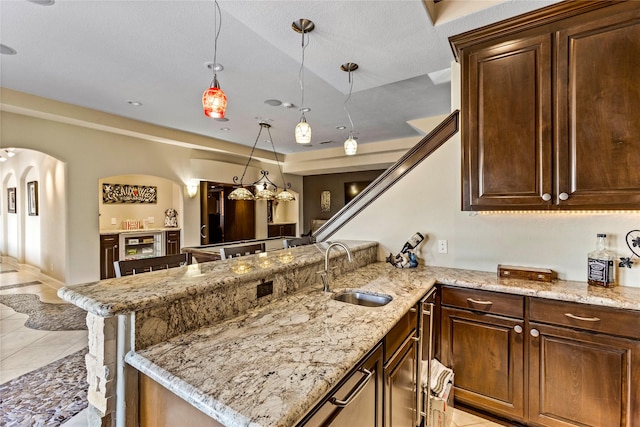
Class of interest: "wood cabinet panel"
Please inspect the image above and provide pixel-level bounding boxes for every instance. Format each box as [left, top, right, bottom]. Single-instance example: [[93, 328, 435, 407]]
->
[[530, 298, 640, 340], [165, 230, 180, 256], [441, 286, 524, 318], [441, 306, 525, 421], [462, 34, 552, 210], [529, 322, 640, 427], [556, 5, 640, 208]]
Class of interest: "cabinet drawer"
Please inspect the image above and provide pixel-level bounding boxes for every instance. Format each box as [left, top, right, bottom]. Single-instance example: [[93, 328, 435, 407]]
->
[[441, 287, 524, 319], [100, 234, 118, 245], [529, 298, 640, 340], [384, 308, 417, 363]]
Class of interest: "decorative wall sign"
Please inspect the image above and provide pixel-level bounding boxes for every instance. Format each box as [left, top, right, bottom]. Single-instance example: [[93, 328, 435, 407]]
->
[[27, 181, 38, 216], [7, 187, 16, 213], [320, 191, 331, 212], [102, 183, 157, 204]]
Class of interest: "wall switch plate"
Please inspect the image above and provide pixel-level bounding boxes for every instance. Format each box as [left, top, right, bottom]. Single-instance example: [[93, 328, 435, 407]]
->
[[148, 217, 154, 224], [111, 218, 117, 225], [438, 239, 448, 254]]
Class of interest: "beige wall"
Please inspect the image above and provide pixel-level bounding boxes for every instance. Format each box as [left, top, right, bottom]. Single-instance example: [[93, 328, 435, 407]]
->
[[333, 62, 640, 287]]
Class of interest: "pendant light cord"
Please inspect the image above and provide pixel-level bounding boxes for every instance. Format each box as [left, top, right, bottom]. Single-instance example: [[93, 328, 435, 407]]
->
[[343, 69, 355, 133], [210, 0, 222, 86], [235, 125, 264, 186], [298, 30, 310, 113], [266, 126, 289, 190]]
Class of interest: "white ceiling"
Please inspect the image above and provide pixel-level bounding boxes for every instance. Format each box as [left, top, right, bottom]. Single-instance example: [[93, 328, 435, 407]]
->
[[0, 0, 561, 156]]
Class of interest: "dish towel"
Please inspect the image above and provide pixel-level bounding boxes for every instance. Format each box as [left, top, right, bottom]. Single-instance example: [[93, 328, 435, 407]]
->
[[421, 358, 454, 399]]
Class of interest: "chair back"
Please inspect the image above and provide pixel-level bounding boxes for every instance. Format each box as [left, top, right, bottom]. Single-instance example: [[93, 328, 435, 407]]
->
[[283, 236, 315, 249], [219, 242, 266, 260], [114, 253, 191, 277]]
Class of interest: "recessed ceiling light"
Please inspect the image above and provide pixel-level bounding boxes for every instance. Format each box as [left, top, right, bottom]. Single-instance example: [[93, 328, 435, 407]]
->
[[215, 117, 229, 122], [300, 107, 311, 113], [204, 61, 224, 72], [127, 100, 142, 106], [0, 44, 17, 55], [264, 99, 282, 107], [220, 127, 230, 131], [27, 0, 55, 5], [336, 126, 346, 130]]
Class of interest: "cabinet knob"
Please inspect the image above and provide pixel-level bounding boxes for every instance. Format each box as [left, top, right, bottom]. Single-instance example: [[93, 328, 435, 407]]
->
[[514, 325, 523, 334], [558, 192, 569, 201], [541, 193, 552, 202], [530, 328, 540, 338]]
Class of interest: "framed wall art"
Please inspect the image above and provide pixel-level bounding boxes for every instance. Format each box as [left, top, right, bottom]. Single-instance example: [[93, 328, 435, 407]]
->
[[27, 181, 39, 216], [7, 187, 16, 213]]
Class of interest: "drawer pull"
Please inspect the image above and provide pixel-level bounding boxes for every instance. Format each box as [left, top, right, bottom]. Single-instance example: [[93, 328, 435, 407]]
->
[[467, 298, 493, 306], [330, 368, 373, 407], [565, 313, 600, 322]]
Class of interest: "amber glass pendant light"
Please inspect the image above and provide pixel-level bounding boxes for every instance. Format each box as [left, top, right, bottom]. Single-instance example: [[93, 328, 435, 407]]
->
[[202, 0, 227, 118]]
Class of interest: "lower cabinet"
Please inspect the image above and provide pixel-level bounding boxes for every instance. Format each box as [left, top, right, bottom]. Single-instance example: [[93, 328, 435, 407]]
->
[[383, 307, 419, 427], [299, 343, 384, 427], [440, 294, 525, 422], [99, 234, 119, 279], [440, 286, 640, 427], [165, 230, 181, 255]]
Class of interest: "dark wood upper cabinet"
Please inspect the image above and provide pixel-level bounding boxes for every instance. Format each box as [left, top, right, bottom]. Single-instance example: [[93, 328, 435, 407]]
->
[[452, 1, 640, 211]]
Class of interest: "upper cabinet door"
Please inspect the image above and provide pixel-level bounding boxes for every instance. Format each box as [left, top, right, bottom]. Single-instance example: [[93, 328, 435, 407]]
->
[[462, 34, 552, 210], [556, 5, 640, 209]]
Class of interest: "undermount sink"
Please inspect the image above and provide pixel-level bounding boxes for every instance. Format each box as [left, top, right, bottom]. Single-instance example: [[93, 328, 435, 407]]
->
[[332, 290, 393, 307]]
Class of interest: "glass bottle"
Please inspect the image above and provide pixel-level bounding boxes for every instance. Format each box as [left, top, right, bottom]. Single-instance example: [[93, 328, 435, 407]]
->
[[401, 232, 424, 253], [587, 233, 616, 287]]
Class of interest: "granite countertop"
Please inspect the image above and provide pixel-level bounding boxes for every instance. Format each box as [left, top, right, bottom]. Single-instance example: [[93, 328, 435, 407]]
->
[[124, 263, 640, 427], [58, 240, 377, 317], [100, 227, 180, 235]]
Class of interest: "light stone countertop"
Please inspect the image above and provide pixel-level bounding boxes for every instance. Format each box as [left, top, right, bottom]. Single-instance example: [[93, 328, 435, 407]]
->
[[125, 263, 640, 427], [99, 227, 180, 235]]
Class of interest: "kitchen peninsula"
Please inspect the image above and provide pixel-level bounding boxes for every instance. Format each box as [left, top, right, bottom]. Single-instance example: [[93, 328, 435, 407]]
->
[[59, 242, 640, 427]]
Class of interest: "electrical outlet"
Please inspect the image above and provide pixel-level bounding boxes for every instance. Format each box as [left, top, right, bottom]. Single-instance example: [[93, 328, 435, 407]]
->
[[438, 240, 448, 254], [257, 280, 274, 299], [148, 217, 154, 224], [111, 218, 117, 225]]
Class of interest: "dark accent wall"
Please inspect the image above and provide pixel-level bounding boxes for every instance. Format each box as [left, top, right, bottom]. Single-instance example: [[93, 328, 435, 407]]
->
[[302, 170, 385, 234]]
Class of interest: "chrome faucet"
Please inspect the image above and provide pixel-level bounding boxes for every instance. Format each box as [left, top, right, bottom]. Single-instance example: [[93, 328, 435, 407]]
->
[[319, 241, 353, 292]]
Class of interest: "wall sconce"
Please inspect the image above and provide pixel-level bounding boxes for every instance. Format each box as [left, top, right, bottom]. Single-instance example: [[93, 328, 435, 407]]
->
[[186, 181, 199, 198]]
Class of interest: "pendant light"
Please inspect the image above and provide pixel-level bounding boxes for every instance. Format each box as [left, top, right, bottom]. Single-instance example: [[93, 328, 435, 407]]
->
[[202, 0, 227, 118], [292, 19, 314, 144], [228, 123, 295, 202], [342, 62, 358, 155]]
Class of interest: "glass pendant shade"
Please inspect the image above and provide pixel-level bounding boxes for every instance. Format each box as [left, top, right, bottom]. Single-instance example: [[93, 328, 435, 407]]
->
[[344, 134, 357, 155], [202, 78, 227, 118], [295, 116, 312, 144], [228, 187, 254, 201], [276, 190, 296, 202]]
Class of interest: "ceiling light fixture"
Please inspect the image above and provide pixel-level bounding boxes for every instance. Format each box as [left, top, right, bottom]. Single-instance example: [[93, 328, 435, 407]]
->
[[341, 62, 359, 156], [228, 122, 295, 202], [202, 0, 227, 119], [292, 19, 314, 144]]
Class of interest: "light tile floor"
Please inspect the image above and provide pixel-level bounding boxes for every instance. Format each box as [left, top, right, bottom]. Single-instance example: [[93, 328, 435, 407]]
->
[[0, 263, 504, 427]]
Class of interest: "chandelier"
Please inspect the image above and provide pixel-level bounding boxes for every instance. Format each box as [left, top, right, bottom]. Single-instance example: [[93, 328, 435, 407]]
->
[[228, 123, 295, 202]]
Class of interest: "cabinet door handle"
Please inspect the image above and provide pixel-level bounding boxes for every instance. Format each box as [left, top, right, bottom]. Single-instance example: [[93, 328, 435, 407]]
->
[[559, 192, 569, 201], [330, 368, 373, 407], [565, 313, 600, 322], [541, 193, 552, 202], [200, 225, 206, 239], [514, 325, 523, 334], [467, 298, 493, 306], [530, 328, 540, 337]]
